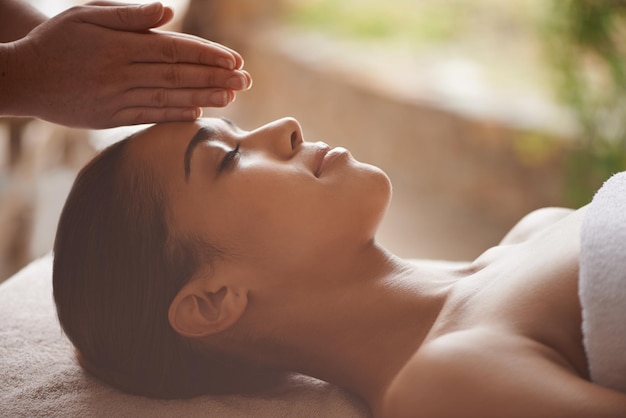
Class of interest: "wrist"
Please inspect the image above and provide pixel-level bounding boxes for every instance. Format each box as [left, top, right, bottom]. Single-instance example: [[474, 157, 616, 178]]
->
[[0, 41, 30, 118]]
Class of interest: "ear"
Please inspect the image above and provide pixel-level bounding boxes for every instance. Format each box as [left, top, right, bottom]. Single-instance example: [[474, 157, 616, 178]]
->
[[168, 276, 248, 338]]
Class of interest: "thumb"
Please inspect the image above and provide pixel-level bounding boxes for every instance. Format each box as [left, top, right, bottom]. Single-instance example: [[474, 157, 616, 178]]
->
[[79, 2, 174, 31]]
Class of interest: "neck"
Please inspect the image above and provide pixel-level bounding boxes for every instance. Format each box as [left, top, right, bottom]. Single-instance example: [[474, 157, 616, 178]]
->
[[241, 242, 458, 413]]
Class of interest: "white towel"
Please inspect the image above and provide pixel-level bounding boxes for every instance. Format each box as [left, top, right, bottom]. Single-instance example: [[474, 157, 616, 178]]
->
[[580, 172, 626, 392], [0, 255, 370, 418]]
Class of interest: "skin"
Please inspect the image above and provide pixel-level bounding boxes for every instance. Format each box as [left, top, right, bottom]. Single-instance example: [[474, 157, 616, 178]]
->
[[0, 1, 252, 128], [123, 117, 626, 417]]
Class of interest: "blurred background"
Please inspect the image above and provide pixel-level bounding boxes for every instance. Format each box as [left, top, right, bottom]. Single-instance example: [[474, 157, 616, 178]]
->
[[2, 0, 625, 282]]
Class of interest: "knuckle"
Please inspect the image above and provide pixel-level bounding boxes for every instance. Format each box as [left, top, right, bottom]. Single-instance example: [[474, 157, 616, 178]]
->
[[205, 70, 217, 87], [110, 109, 128, 127], [164, 66, 182, 87], [150, 88, 168, 107], [131, 109, 147, 125], [67, 5, 85, 15], [64, 5, 92, 20], [114, 6, 132, 25], [161, 38, 178, 63]]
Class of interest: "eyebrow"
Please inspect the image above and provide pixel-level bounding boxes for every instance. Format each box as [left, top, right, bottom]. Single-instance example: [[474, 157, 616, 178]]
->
[[184, 125, 216, 181], [183, 118, 241, 181], [221, 117, 239, 129]]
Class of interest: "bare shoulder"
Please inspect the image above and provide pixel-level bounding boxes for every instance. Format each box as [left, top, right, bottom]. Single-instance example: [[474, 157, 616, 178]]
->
[[499, 206, 578, 245], [381, 329, 626, 418]]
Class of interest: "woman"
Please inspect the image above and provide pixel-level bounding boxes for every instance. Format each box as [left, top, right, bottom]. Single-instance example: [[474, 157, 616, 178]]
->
[[53, 117, 626, 417]]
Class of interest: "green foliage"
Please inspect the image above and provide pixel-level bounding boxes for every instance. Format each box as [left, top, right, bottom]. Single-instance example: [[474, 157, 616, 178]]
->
[[543, 0, 626, 206], [287, 0, 464, 44]]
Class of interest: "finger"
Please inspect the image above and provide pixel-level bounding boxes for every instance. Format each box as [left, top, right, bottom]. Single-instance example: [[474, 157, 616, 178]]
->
[[85, 0, 163, 6], [86, 1, 174, 28], [111, 106, 202, 127], [152, 30, 245, 69], [126, 63, 252, 91], [153, 6, 174, 27], [122, 87, 236, 108], [135, 31, 244, 70], [86, 1, 134, 6], [79, 2, 167, 32], [83, 2, 243, 68]]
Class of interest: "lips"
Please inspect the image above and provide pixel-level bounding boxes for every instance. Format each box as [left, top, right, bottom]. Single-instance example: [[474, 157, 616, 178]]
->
[[314, 146, 350, 177], [313, 145, 331, 177]]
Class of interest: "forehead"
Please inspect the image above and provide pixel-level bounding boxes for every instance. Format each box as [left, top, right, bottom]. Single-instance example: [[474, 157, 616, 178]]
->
[[124, 118, 224, 175], [121, 118, 226, 226], [127, 120, 205, 160], [117, 120, 211, 208]]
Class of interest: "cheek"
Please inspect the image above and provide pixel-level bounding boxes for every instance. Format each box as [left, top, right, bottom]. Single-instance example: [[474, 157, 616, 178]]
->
[[219, 182, 326, 259], [212, 163, 391, 256], [211, 175, 306, 242], [323, 163, 392, 224]]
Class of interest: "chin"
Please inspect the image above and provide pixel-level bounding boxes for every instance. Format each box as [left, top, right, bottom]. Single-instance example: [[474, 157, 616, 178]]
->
[[364, 162, 393, 200], [354, 162, 393, 229]]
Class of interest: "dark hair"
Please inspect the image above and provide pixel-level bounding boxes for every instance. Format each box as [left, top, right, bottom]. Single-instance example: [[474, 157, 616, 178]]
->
[[53, 136, 278, 398]]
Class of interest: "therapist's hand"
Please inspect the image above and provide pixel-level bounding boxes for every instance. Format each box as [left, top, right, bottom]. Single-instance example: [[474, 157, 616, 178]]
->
[[3, 1, 251, 128]]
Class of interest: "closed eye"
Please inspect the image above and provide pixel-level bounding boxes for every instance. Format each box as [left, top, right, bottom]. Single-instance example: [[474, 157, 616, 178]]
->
[[218, 142, 240, 173]]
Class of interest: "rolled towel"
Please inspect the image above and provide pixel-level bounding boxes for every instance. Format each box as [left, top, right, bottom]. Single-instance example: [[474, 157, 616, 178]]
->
[[580, 172, 626, 392]]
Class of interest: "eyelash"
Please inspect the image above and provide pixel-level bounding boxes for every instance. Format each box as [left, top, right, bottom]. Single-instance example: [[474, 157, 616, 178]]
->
[[218, 142, 241, 172]]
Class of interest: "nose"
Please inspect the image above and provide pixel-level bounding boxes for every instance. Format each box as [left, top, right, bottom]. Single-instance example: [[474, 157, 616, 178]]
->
[[247, 117, 304, 158]]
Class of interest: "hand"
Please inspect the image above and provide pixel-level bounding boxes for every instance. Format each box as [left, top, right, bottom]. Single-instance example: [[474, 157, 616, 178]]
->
[[5, 1, 252, 128]]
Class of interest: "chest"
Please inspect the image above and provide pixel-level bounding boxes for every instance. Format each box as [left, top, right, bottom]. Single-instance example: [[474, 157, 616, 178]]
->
[[431, 213, 588, 376]]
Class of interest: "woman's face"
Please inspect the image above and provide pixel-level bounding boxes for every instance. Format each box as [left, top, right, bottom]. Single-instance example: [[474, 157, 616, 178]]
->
[[126, 117, 392, 281]]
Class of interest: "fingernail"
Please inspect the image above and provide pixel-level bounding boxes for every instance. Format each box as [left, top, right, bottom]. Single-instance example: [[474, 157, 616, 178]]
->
[[217, 57, 235, 70], [227, 73, 247, 90], [210, 91, 229, 106], [141, 2, 162, 16], [184, 108, 201, 119]]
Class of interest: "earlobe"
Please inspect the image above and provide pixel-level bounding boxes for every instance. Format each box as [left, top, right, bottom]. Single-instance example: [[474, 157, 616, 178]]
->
[[168, 279, 248, 338]]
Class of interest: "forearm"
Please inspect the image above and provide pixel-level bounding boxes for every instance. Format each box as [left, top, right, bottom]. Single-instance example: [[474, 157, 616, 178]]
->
[[0, 0, 47, 42]]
